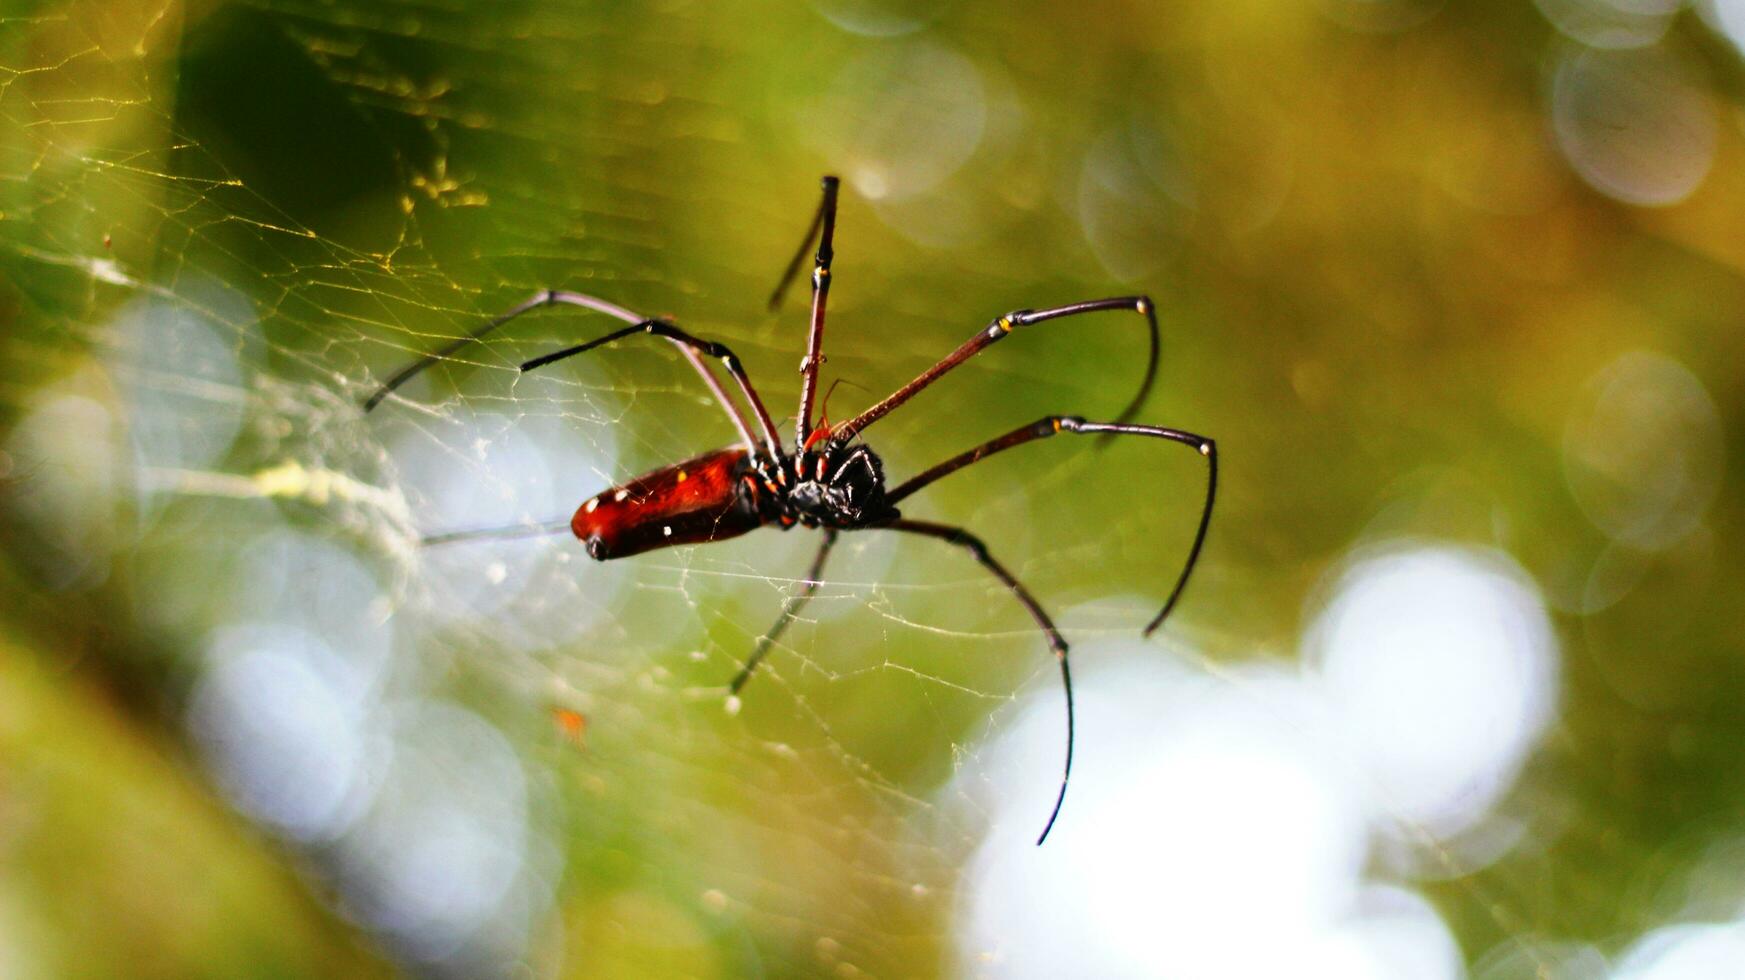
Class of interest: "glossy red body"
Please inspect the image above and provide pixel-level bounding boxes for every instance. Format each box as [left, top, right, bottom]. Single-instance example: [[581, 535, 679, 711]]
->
[[571, 448, 762, 560]]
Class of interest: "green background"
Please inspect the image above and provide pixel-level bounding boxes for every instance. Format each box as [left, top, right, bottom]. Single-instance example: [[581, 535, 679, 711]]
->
[[1, 0, 1742, 976]]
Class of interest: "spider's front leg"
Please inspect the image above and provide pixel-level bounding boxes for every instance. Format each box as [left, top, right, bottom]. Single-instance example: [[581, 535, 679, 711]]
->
[[888, 415, 1215, 635], [361, 290, 784, 462], [520, 317, 784, 461], [833, 296, 1163, 443]]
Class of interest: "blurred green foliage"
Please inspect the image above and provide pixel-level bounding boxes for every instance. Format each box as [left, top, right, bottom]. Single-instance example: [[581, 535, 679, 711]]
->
[[2, 0, 1743, 976]]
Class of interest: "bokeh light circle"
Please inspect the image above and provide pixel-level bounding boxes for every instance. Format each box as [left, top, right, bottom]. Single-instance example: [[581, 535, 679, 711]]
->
[[954, 648, 1464, 978], [1562, 350, 1724, 552], [1551, 43, 1717, 207], [800, 40, 987, 202], [1306, 543, 1559, 838]]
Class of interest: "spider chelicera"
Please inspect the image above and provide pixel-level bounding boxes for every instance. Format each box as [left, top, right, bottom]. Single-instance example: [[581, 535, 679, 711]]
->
[[362, 176, 1217, 845]]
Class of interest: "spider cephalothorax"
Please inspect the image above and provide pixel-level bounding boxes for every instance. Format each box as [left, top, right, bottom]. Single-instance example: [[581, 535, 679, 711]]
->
[[781, 441, 892, 529]]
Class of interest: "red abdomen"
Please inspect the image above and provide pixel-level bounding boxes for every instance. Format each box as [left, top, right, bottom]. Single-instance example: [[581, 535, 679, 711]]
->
[[572, 448, 764, 560]]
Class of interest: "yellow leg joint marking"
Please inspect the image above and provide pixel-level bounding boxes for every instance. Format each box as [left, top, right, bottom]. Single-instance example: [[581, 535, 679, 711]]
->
[[997, 316, 1013, 333], [1052, 418, 1061, 432]]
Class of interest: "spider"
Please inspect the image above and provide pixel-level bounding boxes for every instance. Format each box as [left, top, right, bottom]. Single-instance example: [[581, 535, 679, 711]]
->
[[362, 176, 1217, 845]]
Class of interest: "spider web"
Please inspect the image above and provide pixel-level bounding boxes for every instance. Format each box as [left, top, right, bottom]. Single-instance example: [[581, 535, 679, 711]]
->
[[5, 1, 1742, 978], [3, 4, 1205, 973]]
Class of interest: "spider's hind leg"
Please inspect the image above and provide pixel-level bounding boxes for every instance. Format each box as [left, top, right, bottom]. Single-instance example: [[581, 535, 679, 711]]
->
[[885, 415, 1216, 636]]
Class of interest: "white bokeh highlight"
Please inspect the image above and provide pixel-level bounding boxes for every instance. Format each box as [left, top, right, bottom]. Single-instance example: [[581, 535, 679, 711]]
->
[[1705, 0, 1745, 56], [801, 40, 987, 202], [111, 293, 250, 516], [808, 0, 953, 36], [956, 652, 1462, 979], [1562, 350, 1723, 553], [1307, 545, 1560, 838], [3, 378, 122, 588], [338, 701, 534, 965], [1612, 922, 1745, 980], [957, 540, 1561, 978], [1536, 0, 1678, 50], [1077, 122, 1192, 282], [189, 623, 377, 842], [1550, 43, 1717, 207], [387, 405, 622, 648]]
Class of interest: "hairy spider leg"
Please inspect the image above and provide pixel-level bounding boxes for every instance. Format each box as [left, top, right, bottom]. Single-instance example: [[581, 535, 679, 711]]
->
[[361, 290, 779, 460], [833, 297, 1163, 444], [882, 519, 1074, 846], [731, 529, 839, 694]]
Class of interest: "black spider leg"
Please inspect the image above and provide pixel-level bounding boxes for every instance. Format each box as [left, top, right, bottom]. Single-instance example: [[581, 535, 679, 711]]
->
[[674, 344, 760, 455], [834, 297, 1162, 444], [883, 519, 1074, 847], [888, 416, 1216, 636], [361, 290, 775, 459], [419, 519, 572, 547], [790, 176, 840, 450], [522, 316, 786, 461], [729, 529, 838, 694], [767, 177, 833, 312]]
